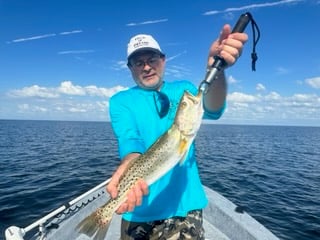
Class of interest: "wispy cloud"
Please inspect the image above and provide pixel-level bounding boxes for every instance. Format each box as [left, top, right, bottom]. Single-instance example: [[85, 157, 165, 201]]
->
[[228, 75, 239, 84], [203, 0, 303, 15], [112, 60, 128, 71], [305, 77, 320, 89], [126, 18, 168, 27], [276, 66, 290, 75], [59, 30, 83, 35], [161, 51, 191, 78], [166, 51, 187, 62], [256, 83, 266, 91], [11, 33, 57, 43], [166, 64, 192, 78], [8, 29, 83, 43], [58, 50, 95, 55]]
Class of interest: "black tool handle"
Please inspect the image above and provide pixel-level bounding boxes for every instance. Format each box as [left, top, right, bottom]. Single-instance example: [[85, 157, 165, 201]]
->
[[231, 12, 252, 33], [199, 12, 253, 93], [212, 12, 251, 70]]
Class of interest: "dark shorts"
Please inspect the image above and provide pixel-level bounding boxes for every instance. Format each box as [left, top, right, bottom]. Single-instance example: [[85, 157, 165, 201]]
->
[[120, 209, 205, 240]]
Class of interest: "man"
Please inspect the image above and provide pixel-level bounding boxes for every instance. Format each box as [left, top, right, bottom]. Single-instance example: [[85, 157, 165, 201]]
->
[[108, 25, 248, 239]]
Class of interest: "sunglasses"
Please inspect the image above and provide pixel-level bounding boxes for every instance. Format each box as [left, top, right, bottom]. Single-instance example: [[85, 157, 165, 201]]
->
[[129, 55, 163, 70], [153, 91, 170, 118]]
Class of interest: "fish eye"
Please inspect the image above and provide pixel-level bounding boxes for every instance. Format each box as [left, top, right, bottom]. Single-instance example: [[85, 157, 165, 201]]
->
[[181, 101, 187, 108]]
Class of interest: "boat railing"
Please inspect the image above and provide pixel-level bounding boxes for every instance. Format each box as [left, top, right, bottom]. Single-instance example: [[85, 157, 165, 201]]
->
[[4, 179, 111, 240]]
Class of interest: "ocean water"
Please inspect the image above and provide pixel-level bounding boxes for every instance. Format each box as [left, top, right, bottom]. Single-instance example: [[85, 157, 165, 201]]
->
[[0, 120, 319, 240]]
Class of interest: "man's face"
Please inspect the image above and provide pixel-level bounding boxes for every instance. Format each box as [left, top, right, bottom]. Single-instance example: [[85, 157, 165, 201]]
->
[[128, 51, 166, 90]]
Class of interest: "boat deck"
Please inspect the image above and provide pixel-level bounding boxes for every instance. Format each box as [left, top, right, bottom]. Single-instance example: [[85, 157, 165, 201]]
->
[[35, 186, 278, 240]]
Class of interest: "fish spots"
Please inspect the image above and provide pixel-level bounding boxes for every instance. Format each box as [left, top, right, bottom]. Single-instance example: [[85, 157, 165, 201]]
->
[[77, 91, 204, 240]]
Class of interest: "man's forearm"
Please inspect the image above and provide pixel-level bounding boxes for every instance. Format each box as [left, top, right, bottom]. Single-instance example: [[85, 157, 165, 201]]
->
[[203, 70, 227, 112]]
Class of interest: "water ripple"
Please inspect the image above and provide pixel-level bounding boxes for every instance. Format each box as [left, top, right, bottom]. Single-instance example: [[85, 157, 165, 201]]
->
[[1, 121, 319, 240]]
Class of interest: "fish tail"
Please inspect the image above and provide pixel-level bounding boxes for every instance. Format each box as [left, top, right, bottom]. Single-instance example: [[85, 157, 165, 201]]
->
[[93, 225, 109, 240], [76, 210, 111, 240]]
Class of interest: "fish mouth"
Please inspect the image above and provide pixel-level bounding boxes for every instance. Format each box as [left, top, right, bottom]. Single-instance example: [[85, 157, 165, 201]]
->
[[196, 90, 203, 98], [184, 91, 202, 104]]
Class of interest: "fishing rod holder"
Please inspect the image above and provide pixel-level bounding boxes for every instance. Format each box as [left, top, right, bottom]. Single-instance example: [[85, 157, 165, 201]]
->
[[5, 226, 26, 240]]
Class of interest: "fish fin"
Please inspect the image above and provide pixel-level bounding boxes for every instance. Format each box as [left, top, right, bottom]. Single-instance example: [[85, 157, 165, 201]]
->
[[178, 138, 189, 165], [76, 210, 111, 240], [178, 138, 188, 155]]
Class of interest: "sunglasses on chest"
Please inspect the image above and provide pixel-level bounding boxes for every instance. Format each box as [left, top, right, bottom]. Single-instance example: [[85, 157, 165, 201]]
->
[[153, 91, 170, 118]]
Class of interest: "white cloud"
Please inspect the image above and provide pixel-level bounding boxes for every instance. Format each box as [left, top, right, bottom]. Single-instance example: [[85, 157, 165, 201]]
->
[[291, 93, 313, 102], [9, 85, 60, 98], [276, 66, 290, 75], [10, 33, 56, 43], [17, 104, 47, 113], [112, 60, 128, 71], [84, 85, 126, 97], [166, 51, 187, 62], [34, 106, 48, 112], [58, 81, 86, 96], [228, 92, 258, 102], [305, 77, 320, 89], [8, 29, 83, 44], [4, 82, 320, 125], [228, 75, 238, 84], [203, 0, 302, 15], [18, 104, 29, 110], [256, 83, 266, 91], [222, 12, 235, 21], [4, 82, 127, 121], [126, 18, 168, 27], [58, 50, 95, 55], [8, 81, 127, 99], [59, 30, 83, 35], [265, 91, 281, 101], [164, 51, 190, 78], [166, 64, 192, 78], [224, 90, 320, 126], [69, 107, 87, 113]]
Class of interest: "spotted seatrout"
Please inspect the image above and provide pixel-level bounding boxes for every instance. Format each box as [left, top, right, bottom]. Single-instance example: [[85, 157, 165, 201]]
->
[[76, 90, 204, 240]]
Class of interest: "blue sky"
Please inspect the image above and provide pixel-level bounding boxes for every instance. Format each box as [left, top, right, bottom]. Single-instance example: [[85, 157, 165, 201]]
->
[[1, 0, 319, 126]]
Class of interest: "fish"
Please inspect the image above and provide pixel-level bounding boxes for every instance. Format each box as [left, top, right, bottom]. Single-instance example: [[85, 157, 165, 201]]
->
[[76, 90, 204, 240]]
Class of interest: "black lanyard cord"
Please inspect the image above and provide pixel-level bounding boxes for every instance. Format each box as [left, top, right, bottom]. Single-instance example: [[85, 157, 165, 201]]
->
[[247, 12, 261, 71]]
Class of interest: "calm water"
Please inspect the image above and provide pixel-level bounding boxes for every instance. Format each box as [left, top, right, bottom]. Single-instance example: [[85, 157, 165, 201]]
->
[[0, 120, 319, 240]]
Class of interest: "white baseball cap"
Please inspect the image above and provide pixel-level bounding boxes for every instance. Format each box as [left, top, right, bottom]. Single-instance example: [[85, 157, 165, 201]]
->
[[127, 34, 163, 59]]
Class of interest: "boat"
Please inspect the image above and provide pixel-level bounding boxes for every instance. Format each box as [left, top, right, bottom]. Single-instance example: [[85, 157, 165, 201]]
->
[[5, 178, 279, 240]]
